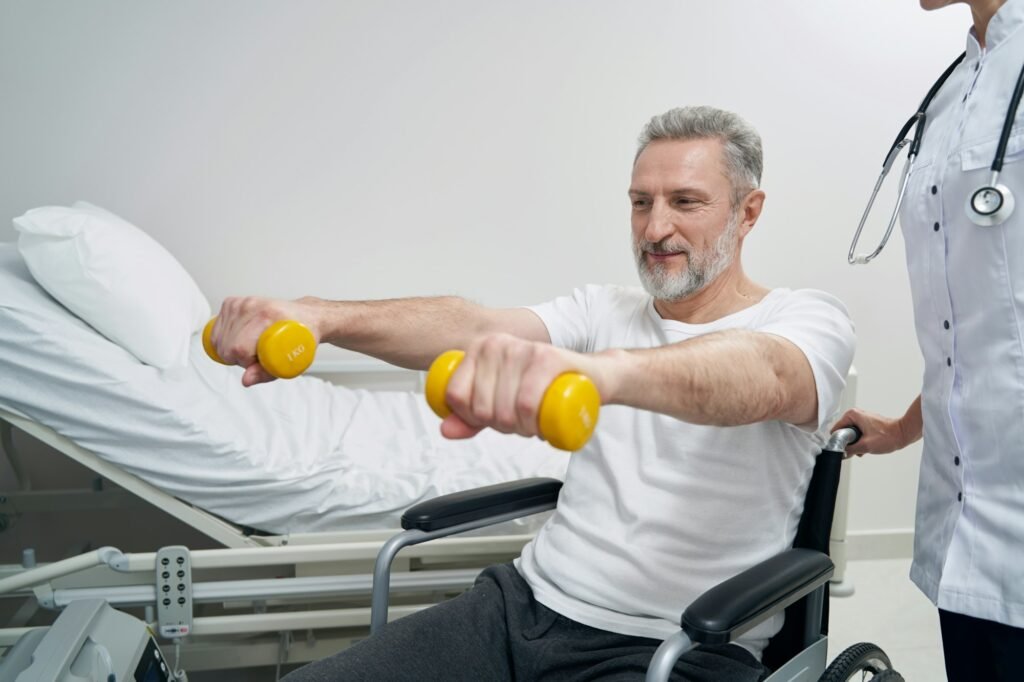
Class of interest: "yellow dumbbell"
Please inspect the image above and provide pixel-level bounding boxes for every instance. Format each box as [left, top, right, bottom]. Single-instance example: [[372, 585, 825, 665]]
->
[[424, 349, 600, 452], [202, 318, 316, 379]]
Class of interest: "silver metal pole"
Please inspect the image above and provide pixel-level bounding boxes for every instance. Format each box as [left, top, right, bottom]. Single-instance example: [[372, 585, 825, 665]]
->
[[645, 630, 695, 682], [370, 504, 555, 634]]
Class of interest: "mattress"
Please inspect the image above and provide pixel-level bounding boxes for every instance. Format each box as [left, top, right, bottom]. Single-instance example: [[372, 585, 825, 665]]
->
[[0, 244, 568, 533]]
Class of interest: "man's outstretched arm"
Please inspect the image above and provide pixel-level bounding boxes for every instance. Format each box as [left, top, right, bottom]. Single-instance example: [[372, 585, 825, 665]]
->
[[438, 328, 825, 442], [208, 295, 549, 386], [596, 329, 819, 427]]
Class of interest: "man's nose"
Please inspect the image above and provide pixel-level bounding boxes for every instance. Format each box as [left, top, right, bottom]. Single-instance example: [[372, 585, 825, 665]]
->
[[644, 199, 675, 243]]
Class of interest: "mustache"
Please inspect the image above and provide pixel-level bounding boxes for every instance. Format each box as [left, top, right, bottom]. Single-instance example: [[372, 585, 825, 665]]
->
[[637, 239, 691, 256]]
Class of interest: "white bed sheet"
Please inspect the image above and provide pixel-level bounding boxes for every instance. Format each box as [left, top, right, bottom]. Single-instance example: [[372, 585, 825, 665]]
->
[[0, 244, 568, 533]]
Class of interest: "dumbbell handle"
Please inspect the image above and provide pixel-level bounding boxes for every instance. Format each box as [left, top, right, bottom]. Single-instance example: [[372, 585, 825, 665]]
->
[[202, 318, 316, 379], [424, 350, 600, 452]]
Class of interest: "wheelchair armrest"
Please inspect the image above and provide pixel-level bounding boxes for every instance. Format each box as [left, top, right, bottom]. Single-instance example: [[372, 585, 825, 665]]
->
[[681, 548, 834, 645], [401, 477, 563, 532]]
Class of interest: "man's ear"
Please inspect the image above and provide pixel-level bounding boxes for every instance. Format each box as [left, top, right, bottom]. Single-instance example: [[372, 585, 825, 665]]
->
[[738, 189, 766, 239]]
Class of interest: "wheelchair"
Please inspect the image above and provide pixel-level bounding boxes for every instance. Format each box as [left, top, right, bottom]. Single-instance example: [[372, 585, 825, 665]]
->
[[369, 427, 903, 681]]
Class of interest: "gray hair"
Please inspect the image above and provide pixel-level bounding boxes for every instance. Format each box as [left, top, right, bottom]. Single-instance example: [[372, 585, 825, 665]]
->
[[636, 106, 762, 206]]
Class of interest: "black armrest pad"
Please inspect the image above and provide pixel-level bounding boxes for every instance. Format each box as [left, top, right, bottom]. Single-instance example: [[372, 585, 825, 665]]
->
[[401, 477, 563, 531], [681, 548, 834, 645]]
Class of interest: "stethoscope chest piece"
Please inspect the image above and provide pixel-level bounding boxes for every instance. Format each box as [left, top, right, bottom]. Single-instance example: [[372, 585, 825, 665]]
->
[[967, 182, 1015, 226]]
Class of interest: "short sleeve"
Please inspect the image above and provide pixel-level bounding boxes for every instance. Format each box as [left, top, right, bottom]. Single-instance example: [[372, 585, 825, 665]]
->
[[757, 290, 856, 433], [524, 286, 601, 353]]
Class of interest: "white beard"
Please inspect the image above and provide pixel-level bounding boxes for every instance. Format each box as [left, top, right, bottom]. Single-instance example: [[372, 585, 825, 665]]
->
[[633, 211, 739, 302]]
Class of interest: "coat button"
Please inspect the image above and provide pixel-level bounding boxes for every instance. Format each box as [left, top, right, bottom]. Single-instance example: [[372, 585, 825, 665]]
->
[[931, 185, 938, 195], [954, 456, 960, 466], [944, 320, 950, 330], [947, 357, 952, 366], [958, 492, 963, 502], [934, 222, 940, 232]]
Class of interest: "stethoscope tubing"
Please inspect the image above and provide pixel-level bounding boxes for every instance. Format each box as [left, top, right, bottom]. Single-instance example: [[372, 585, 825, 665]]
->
[[848, 52, 972, 264], [993, 55, 1024, 173]]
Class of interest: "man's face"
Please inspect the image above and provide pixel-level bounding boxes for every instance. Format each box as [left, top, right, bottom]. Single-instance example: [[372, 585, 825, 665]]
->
[[629, 138, 741, 301]]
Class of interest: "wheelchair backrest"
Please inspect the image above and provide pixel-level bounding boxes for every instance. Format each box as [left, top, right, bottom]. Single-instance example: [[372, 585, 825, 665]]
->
[[761, 449, 844, 670]]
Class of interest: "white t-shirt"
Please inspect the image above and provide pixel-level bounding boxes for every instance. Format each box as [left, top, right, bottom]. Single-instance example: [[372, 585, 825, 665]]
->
[[514, 284, 855, 660]]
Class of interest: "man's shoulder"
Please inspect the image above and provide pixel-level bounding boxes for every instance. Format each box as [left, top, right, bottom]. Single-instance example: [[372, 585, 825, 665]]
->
[[756, 288, 856, 377], [758, 287, 851, 321]]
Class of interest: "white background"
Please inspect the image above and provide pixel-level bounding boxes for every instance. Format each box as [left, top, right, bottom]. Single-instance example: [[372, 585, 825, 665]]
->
[[0, 1, 971, 538]]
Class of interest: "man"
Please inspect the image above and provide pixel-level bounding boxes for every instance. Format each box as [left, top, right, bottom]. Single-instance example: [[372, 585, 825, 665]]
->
[[211, 106, 855, 680]]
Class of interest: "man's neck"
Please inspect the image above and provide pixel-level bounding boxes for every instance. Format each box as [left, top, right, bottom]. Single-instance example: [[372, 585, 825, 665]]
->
[[652, 266, 769, 324]]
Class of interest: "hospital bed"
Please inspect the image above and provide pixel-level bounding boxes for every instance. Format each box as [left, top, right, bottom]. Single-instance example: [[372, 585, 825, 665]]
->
[[0, 241, 570, 673], [0, 379, 562, 674]]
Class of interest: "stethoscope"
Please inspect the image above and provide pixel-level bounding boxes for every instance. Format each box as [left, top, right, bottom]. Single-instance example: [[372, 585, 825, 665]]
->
[[849, 51, 1024, 264]]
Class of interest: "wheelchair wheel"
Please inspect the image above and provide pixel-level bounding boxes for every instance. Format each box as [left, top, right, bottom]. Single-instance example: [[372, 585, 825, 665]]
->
[[820, 642, 903, 681]]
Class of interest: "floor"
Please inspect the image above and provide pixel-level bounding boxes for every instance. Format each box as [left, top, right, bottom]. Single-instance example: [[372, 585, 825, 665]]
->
[[828, 558, 946, 680], [194, 558, 947, 681]]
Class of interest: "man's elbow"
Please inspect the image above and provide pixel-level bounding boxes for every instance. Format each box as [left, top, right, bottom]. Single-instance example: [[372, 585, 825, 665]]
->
[[774, 376, 819, 427], [766, 337, 820, 426]]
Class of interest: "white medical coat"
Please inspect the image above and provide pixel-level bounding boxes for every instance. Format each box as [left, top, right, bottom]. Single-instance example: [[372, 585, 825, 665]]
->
[[900, 0, 1024, 627]]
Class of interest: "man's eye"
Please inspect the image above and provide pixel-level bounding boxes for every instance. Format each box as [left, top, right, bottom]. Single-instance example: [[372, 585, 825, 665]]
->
[[631, 199, 649, 209], [674, 197, 696, 206]]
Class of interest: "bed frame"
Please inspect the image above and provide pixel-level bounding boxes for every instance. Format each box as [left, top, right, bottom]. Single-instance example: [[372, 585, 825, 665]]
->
[[0, 360, 540, 673]]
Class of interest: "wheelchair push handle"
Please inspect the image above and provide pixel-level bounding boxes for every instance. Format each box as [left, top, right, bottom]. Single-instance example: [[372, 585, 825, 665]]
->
[[202, 317, 317, 379], [825, 425, 862, 455], [424, 350, 600, 452]]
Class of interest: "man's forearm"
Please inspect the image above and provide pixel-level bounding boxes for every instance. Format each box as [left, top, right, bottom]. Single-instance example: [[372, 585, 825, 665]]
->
[[592, 330, 818, 427], [306, 296, 544, 370]]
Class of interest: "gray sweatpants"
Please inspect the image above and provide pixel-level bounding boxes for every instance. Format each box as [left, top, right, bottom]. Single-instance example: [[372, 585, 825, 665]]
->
[[281, 563, 768, 681]]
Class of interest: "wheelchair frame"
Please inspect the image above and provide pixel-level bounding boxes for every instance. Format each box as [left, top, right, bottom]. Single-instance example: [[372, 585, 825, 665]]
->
[[369, 427, 900, 681]]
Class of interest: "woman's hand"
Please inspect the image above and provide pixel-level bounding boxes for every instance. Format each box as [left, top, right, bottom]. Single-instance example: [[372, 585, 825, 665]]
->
[[832, 407, 915, 456]]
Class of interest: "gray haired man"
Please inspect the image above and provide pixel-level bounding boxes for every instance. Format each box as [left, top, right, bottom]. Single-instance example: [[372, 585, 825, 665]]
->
[[212, 106, 855, 681]]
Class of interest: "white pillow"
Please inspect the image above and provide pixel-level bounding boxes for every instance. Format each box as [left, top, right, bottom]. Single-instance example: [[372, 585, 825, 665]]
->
[[12, 202, 210, 369]]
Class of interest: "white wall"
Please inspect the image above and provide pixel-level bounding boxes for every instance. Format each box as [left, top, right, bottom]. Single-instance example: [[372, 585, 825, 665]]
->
[[0, 1, 972, 542]]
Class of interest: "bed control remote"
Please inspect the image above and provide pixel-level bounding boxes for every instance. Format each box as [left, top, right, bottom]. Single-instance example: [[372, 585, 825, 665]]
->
[[155, 545, 193, 639]]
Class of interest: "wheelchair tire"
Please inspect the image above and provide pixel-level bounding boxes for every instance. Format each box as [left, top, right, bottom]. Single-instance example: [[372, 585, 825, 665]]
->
[[819, 642, 903, 681]]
